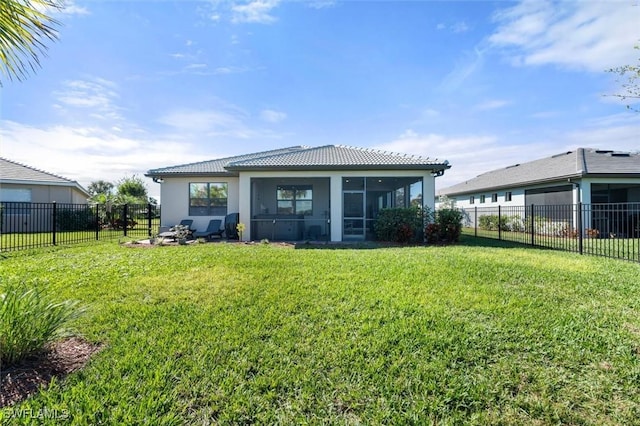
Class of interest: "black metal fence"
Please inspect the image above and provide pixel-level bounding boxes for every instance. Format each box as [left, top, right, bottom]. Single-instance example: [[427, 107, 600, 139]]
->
[[460, 203, 640, 263], [0, 202, 160, 252]]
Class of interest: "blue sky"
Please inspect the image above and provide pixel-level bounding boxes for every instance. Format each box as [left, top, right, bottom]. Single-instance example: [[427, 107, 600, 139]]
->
[[2, 0, 639, 201]]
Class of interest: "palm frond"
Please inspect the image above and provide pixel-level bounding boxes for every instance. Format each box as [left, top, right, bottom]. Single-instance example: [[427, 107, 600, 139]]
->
[[0, 0, 61, 84]]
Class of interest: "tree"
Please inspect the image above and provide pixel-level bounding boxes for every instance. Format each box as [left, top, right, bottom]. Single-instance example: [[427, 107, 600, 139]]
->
[[607, 45, 640, 113], [0, 0, 61, 84], [87, 180, 114, 197], [116, 175, 150, 204]]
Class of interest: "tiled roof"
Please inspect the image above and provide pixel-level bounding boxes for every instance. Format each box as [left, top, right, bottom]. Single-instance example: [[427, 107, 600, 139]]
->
[[0, 157, 81, 185], [439, 148, 640, 196], [145, 146, 310, 176], [227, 145, 448, 170], [146, 145, 450, 176]]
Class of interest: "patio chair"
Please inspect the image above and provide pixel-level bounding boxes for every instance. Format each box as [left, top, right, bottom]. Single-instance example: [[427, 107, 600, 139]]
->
[[224, 213, 240, 240], [193, 219, 224, 241]]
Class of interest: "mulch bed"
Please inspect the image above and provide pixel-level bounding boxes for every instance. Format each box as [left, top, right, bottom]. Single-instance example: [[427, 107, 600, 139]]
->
[[0, 337, 102, 408]]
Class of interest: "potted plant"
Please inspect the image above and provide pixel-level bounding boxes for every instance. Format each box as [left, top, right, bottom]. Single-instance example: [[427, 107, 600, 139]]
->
[[172, 224, 191, 245]]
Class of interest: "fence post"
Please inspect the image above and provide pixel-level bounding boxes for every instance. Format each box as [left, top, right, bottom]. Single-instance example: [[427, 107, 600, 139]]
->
[[95, 204, 100, 240], [52, 201, 57, 246], [123, 204, 128, 237], [577, 202, 583, 255], [474, 207, 477, 237], [530, 204, 535, 247], [498, 205, 502, 241], [147, 203, 153, 237]]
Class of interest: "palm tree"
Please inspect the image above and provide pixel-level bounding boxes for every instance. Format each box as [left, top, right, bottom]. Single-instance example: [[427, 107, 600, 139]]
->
[[0, 0, 61, 84]]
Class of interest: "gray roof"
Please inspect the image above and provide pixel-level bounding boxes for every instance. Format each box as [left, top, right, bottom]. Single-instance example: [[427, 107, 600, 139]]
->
[[0, 157, 90, 195], [145, 146, 309, 176], [146, 145, 450, 177], [439, 148, 640, 196]]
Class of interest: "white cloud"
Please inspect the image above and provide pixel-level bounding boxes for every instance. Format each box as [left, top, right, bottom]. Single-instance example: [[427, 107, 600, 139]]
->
[[185, 63, 208, 70], [0, 121, 202, 200], [440, 46, 487, 91], [157, 106, 288, 140], [260, 109, 287, 123], [451, 21, 469, 33], [158, 109, 245, 134], [306, 1, 337, 10], [35, 0, 89, 16], [60, 1, 90, 15], [213, 66, 249, 74], [53, 78, 123, 122], [376, 114, 640, 190], [231, 0, 280, 24], [436, 21, 470, 33], [475, 99, 511, 111], [489, 1, 640, 72]]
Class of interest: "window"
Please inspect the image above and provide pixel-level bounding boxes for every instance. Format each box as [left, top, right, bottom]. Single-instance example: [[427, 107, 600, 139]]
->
[[469, 196, 475, 204], [189, 183, 227, 216], [505, 191, 512, 202], [0, 188, 32, 214], [480, 195, 486, 204], [491, 193, 498, 203], [277, 185, 312, 215]]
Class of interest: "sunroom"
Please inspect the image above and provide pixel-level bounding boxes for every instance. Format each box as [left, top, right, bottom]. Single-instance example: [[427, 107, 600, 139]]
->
[[248, 175, 424, 241]]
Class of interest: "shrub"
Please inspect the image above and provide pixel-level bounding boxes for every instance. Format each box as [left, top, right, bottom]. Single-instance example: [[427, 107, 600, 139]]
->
[[0, 281, 84, 365], [425, 208, 464, 244], [424, 223, 441, 244], [374, 207, 424, 243], [437, 208, 463, 242], [57, 207, 97, 231], [478, 214, 509, 231]]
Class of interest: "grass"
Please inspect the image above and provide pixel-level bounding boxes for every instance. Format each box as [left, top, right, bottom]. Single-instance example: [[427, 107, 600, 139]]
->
[[462, 227, 640, 262], [0, 219, 160, 252], [0, 281, 83, 365], [1, 238, 640, 424]]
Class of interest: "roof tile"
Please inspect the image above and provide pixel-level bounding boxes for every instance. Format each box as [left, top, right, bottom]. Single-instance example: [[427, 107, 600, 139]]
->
[[439, 148, 640, 196]]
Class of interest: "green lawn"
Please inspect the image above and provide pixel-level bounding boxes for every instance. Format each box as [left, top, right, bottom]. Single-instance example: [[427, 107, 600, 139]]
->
[[1, 238, 640, 424], [462, 227, 640, 262]]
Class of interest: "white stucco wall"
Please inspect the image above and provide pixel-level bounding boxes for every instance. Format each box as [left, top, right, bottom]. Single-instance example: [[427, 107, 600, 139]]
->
[[157, 170, 437, 241], [156, 176, 239, 231]]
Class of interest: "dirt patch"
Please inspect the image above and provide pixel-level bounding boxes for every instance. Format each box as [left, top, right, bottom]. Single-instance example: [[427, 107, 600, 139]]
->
[[0, 337, 102, 408]]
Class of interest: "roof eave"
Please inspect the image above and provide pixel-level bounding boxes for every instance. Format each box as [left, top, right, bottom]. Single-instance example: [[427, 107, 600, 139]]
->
[[144, 171, 239, 178], [225, 164, 451, 172], [440, 173, 584, 196]]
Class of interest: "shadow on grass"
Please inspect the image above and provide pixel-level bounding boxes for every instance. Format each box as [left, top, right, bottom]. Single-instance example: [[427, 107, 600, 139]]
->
[[293, 240, 435, 250], [456, 234, 557, 252], [294, 235, 552, 251]]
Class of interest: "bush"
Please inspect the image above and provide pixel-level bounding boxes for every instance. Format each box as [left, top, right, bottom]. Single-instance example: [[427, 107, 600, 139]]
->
[[478, 214, 509, 231], [437, 208, 463, 242], [0, 281, 84, 365], [425, 208, 464, 244], [374, 207, 424, 243], [57, 207, 97, 231]]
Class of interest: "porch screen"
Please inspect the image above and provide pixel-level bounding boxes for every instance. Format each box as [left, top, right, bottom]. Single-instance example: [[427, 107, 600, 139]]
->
[[277, 185, 312, 215], [189, 183, 228, 216]]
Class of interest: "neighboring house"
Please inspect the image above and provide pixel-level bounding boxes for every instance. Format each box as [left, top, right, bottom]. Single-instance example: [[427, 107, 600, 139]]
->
[[0, 157, 90, 233], [437, 148, 640, 237], [146, 145, 450, 242], [438, 148, 640, 208]]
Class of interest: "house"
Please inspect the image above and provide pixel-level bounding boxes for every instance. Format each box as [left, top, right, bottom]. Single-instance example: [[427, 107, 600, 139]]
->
[[437, 148, 640, 237], [1, 157, 90, 233], [146, 145, 450, 242], [437, 148, 640, 208]]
